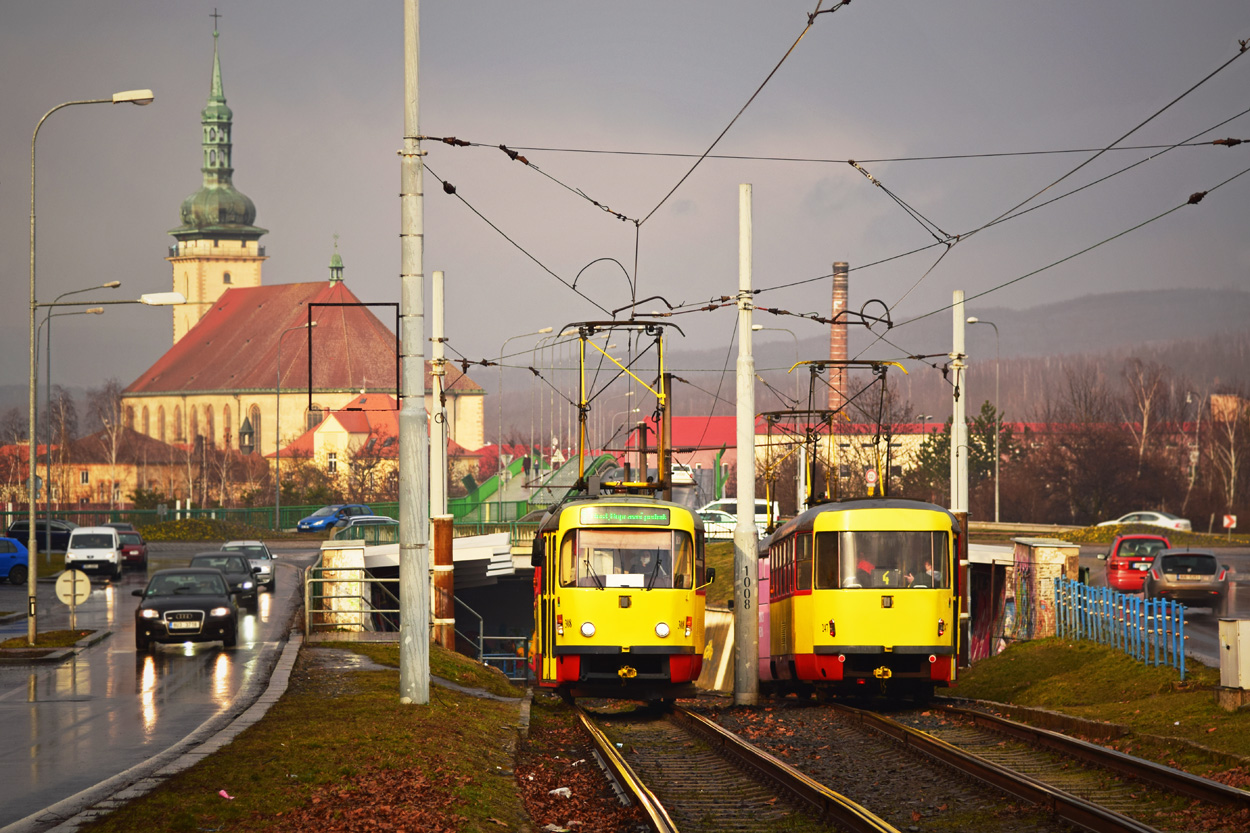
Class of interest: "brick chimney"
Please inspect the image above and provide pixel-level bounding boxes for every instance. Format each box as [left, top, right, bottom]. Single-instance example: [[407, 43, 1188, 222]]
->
[[828, 262, 848, 411]]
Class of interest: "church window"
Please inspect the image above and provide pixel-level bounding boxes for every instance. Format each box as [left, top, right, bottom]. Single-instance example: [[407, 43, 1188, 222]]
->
[[124, 406, 134, 429], [210, 127, 216, 140], [142, 407, 150, 436], [174, 406, 183, 442], [223, 405, 232, 449], [158, 406, 166, 443], [223, 272, 232, 284], [250, 405, 262, 453], [306, 405, 327, 432], [210, 149, 217, 165], [190, 407, 199, 439], [205, 406, 215, 447]]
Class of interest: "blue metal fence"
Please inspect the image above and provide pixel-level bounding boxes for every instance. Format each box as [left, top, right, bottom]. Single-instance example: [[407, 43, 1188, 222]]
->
[[1054, 577, 1186, 680]]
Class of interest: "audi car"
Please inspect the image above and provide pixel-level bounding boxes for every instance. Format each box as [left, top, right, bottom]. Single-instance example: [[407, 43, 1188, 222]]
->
[[133, 568, 239, 652]]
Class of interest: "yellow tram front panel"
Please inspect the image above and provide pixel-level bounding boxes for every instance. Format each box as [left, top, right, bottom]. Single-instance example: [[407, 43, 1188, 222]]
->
[[765, 499, 960, 687], [534, 498, 709, 693]]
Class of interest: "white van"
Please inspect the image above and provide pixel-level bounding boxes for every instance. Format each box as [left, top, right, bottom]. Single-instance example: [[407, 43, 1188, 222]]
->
[[698, 498, 779, 535], [65, 526, 123, 580]]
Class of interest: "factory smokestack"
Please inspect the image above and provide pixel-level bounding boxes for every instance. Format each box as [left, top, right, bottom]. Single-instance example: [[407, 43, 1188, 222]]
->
[[828, 262, 848, 412]]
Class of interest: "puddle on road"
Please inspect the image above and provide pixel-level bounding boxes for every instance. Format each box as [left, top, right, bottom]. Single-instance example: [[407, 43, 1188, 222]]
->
[[301, 648, 391, 673]]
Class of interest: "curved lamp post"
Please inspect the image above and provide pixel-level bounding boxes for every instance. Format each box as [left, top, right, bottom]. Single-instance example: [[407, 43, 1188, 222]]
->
[[27, 89, 153, 645], [39, 303, 107, 555], [275, 322, 316, 531], [967, 317, 1000, 523]]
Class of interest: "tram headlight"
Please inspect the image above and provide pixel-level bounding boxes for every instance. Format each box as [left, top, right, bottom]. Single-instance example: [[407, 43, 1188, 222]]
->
[[580, 622, 596, 638], [655, 622, 671, 639]]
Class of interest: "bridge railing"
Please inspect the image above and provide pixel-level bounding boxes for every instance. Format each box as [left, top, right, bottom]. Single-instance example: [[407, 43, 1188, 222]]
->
[[1054, 577, 1186, 680]]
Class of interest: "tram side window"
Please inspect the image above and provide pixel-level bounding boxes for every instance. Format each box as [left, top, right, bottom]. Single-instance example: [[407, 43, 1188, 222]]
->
[[796, 533, 812, 591], [815, 531, 841, 589], [672, 532, 694, 590]]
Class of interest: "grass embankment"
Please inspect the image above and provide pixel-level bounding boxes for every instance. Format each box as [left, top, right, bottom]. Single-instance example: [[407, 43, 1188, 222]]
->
[[0, 629, 94, 650], [81, 642, 528, 833], [956, 638, 1250, 782], [1050, 523, 1249, 549]]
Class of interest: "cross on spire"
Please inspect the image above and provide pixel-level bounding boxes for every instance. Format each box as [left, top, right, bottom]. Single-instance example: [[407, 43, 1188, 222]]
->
[[211, 8, 221, 33]]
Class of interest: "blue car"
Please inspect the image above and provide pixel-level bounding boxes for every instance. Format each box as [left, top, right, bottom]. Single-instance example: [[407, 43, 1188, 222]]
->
[[1, 537, 30, 586], [296, 504, 373, 532]]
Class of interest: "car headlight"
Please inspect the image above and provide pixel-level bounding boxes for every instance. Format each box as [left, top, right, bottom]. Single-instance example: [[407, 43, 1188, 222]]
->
[[140, 609, 159, 619], [242, 581, 254, 590], [210, 607, 231, 617], [580, 622, 596, 638], [655, 622, 671, 638]]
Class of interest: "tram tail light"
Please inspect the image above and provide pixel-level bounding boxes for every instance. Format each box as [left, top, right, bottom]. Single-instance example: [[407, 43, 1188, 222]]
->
[[937, 618, 946, 637], [828, 618, 836, 637], [684, 616, 692, 637], [556, 614, 564, 636]]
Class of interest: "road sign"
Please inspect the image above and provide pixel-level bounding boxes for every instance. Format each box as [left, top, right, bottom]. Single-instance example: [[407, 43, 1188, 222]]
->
[[56, 569, 91, 606], [1224, 514, 1237, 530], [865, 469, 878, 486]]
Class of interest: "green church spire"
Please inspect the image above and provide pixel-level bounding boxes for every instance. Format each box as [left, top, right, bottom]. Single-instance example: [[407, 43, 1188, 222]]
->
[[170, 21, 266, 240]]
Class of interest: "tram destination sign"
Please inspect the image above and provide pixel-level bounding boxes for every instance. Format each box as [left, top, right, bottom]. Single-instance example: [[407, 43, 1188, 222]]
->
[[580, 506, 671, 526]]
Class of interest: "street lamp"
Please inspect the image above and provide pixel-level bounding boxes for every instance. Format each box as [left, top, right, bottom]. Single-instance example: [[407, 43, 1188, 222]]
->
[[275, 322, 316, 531], [966, 317, 1000, 523], [498, 327, 553, 521], [27, 90, 154, 646], [39, 303, 107, 556]]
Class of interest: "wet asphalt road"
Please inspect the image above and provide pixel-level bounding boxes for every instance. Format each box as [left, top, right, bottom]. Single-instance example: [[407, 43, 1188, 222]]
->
[[0, 543, 319, 829]]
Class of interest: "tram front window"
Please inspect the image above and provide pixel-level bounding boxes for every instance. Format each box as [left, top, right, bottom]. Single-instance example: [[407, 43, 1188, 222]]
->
[[560, 529, 694, 589], [815, 530, 948, 589]]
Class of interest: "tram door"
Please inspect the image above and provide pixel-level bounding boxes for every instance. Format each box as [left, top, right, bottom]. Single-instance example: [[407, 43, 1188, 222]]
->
[[540, 532, 559, 683]]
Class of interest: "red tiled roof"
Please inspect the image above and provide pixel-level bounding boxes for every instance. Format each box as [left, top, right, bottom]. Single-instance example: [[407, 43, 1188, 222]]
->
[[125, 282, 482, 395], [267, 393, 400, 458]]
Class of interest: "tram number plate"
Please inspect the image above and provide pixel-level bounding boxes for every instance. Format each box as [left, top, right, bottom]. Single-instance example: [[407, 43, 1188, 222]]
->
[[169, 621, 200, 630]]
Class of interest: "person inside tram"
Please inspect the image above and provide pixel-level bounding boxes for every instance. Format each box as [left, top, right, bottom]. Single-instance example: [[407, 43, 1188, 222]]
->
[[907, 559, 935, 588]]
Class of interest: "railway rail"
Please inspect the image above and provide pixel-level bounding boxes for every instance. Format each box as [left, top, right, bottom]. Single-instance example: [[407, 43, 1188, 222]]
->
[[711, 697, 1249, 833], [577, 702, 898, 833]]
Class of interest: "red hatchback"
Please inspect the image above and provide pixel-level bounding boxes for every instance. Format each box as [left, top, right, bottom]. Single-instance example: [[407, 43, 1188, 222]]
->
[[1101, 533, 1170, 592], [119, 531, 148, 570]]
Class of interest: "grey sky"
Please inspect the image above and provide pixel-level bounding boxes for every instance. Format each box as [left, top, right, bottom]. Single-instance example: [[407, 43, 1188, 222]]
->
[[2, 1, 1247, 394]]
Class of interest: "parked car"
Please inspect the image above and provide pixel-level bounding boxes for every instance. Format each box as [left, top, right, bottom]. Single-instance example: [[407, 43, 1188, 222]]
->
[[1142, 548, 1230, 613], [699, 498, 778, 536], [102, 521, 137, 533], [697, 509, 736, 540], [1096, 511, 1192, 532], [65, 526, 123, 580], [133, 568, 239, 652], [221, 540, 276, 592], [5, 518, 78, 553], [1099, 533, 1170, 593], [188, 552, 260, 612], [296, 503, 373, 532], [0, 537, 30, 586], [332, 515, 399, 542], [119, 531, 149, 570]]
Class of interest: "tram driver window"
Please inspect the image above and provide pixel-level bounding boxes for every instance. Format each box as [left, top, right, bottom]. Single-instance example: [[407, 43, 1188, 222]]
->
[[815, 532, 840, 589]]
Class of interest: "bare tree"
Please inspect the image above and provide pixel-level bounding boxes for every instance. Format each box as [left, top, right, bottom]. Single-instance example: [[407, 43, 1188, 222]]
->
[[87, 379, 125, 510], [1120, 358, 1168, 475]]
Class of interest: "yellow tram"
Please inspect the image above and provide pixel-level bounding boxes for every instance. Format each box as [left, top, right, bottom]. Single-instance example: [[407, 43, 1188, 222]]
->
[[530, 494, 713, 700], [760, 497, 961, 699]]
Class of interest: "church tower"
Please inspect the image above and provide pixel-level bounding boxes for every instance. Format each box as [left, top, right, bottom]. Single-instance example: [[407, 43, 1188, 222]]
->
[[167, 23, 268, 344]]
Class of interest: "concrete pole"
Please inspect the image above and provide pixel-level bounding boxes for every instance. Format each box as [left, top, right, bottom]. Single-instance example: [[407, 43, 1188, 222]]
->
[[399, 0, 431, 704], [734, 183, 759, 705], [950, 291, 968, 514], [431, 514, 454, 649], [430, 270, 447, 518]]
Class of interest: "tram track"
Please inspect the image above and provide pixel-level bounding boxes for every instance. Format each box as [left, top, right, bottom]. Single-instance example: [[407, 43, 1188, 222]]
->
[[577, 702, 897, 833], [710, 697, 1250, 833]]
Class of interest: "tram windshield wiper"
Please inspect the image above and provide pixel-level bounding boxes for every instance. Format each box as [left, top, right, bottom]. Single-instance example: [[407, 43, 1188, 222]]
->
[[583, 558, 604, 589], [645, 550, 664, 590]]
